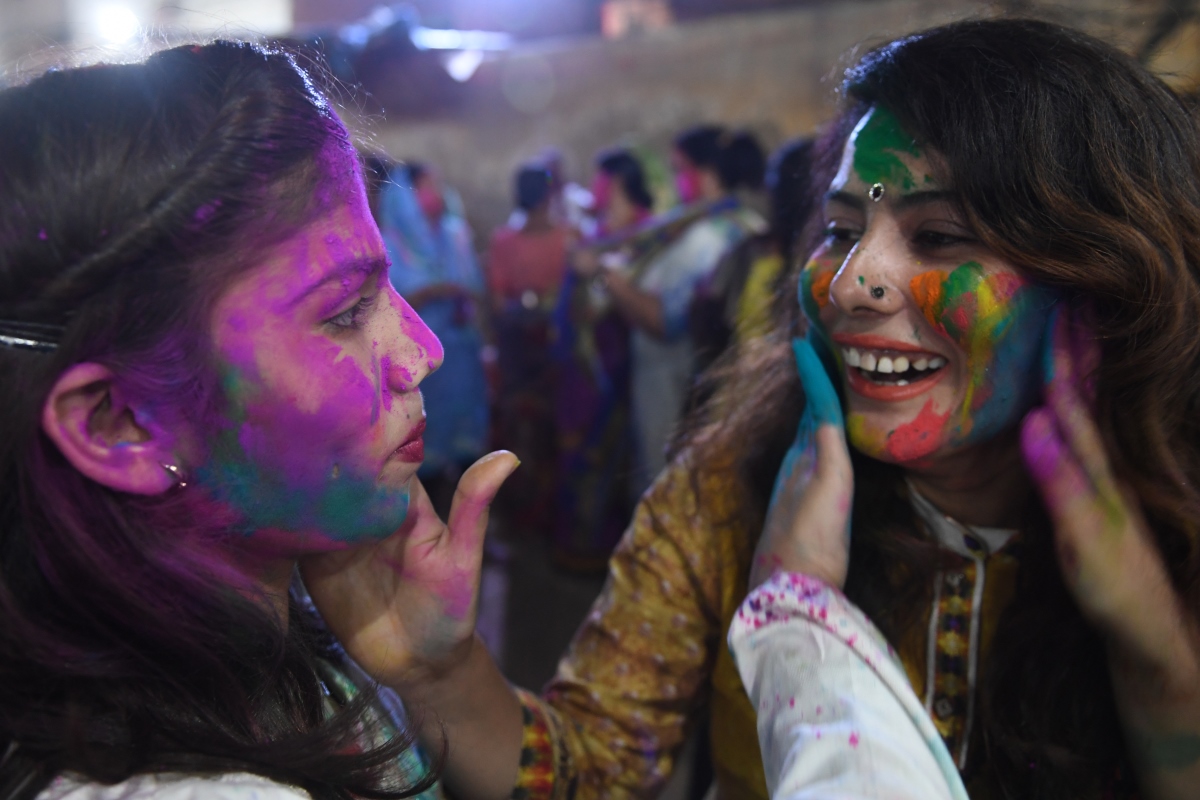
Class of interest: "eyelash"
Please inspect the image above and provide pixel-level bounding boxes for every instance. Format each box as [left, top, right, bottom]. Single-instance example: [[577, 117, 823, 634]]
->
[[914, 230, 973, 249], [823, 224, 974, 250], [327, 293, 379, 330], [825, 224, 859, 244]]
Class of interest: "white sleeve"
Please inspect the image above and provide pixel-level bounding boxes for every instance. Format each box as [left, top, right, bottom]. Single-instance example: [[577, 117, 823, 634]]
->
[[728, 573, 969, 800], [40, 772, 313, 800]]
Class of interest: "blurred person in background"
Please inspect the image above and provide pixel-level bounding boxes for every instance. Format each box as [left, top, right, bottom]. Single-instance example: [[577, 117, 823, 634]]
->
[[688, 137, 817, 391], [551, 147, 654, 571], [486, 163, 569, 534], [378, 162, 488, 516], [572, 126, 766, 493]]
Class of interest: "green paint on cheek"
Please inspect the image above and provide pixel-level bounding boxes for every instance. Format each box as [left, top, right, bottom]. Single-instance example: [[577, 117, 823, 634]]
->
[[852, 106, 922, 190], [857, 275, 865, 286]]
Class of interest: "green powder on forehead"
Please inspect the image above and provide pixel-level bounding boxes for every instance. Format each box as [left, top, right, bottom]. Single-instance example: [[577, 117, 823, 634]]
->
[[852, 106, 921, 190]]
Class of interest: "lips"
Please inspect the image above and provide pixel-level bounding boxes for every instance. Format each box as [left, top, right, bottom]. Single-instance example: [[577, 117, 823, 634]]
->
[[832, 333, 948, 402], [393, 419, 426, 463]]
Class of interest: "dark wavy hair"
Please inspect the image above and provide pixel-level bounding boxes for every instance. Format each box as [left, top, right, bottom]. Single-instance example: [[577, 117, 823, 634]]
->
[[0, 42, 435, 800], [683, 18, 1200, 799]]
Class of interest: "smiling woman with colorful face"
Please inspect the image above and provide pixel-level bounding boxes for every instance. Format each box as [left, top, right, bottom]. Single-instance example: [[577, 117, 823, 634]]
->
[[375, 19, 1200, 800], [802, 104, 1060, 468], [0, 41, 517, 800]]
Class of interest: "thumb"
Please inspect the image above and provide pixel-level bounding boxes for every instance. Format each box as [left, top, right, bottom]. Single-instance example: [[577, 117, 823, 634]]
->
[[446, 451, 520, 556]]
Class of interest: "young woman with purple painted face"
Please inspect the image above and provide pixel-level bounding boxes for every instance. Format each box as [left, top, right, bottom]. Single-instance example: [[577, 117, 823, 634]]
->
[[379, 20, 1200, 800], [0, 41, 518, 800]]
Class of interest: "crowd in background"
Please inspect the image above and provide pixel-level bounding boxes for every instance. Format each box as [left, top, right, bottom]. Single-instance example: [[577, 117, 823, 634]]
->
[[365, 128, 814, 571]]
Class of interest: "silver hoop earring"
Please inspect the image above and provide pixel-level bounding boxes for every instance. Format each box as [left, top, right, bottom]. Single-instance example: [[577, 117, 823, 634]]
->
[[161, 463, 188, 489]]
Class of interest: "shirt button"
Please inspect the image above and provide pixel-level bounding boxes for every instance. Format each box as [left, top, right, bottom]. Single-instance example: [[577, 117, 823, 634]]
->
[[947, 573, 965, 589], [935, 698, 955, 719]]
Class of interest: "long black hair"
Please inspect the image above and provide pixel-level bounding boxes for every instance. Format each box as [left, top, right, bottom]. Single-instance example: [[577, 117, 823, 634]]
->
[[0, 42, 435, 800]]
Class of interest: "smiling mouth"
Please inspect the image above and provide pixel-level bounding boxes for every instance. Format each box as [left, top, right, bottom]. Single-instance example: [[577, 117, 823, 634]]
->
[[842, 346, 946, 386]]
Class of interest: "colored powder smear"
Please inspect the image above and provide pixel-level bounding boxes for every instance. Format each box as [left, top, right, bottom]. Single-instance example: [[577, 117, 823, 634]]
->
[[851, 106, 922, 191], [907, 261, 1056, 447], [195, 364, 411, 546], [799, 255, 840, 324], [848, 399, 950, 463]]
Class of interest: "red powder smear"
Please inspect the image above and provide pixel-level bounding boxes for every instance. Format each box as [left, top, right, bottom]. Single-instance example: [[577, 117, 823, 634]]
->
[[885, 398, 950, 461], [811, 271, 835, 309], [909, 270, 947, 330], [849, 732, 860, 748], [986, 270, 1023, 302]]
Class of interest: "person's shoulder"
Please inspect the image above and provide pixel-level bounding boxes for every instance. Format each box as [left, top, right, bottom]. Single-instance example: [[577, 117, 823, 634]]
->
[[642, 428, 741, 519], [40, 772, 311, 800], [489, 226, 519, 246]]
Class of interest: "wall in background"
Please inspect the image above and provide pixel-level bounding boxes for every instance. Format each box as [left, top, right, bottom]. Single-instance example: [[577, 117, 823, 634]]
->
[[358, 0, 1200, 248]]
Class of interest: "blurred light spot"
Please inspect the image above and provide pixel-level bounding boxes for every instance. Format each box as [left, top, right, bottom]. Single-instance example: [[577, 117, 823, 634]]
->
[[443, 49, 484, 82], [96, 4, 140, 44], [501, 55, 556, 114], [411, 27, 512, 51]]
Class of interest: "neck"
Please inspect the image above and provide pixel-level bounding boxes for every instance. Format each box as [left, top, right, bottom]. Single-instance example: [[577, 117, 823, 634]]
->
[[903, 430, 1033, 528], [700, 172, 727, 203], [222, 542, 296, 627], [521, 208, 552, 233]]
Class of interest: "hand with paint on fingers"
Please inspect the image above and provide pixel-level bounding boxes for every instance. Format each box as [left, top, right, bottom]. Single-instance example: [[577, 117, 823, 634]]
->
[[300, 450, 519, 688], [1021, 309, 1200, 797], [749, 334, 854, 591]]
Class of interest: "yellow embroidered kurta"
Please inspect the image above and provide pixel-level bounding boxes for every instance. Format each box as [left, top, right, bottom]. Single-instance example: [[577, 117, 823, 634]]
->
[[512, 457, 1020, 800]]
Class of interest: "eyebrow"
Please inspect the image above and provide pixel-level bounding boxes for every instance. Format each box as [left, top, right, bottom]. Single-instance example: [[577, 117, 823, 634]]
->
[[289, 256, 390, 310], [824, 188, 959, 213]]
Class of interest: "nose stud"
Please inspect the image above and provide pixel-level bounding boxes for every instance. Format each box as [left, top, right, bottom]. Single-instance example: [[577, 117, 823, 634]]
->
[[161, 462, 188, 489], [869, 183, 885, 202], [870, 285, 886, 299]]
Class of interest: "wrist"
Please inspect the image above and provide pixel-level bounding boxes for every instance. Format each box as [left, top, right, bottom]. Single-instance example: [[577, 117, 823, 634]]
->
[[388, 633, 484, 701]]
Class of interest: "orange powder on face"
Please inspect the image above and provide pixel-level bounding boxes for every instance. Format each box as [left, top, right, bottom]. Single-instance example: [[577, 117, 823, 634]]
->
[[909, 270, 947, 330], [810, 270, 835, 308]]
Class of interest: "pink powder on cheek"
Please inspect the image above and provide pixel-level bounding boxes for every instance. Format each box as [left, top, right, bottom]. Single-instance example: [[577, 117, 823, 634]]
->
[[231, 341, 382, 484]]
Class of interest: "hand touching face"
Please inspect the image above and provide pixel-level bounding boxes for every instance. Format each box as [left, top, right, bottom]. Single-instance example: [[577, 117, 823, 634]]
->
[[801, 106, 1057, 465]]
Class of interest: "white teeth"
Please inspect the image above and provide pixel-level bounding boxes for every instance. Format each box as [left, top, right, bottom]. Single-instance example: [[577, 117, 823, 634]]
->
[[845, 346, 946, 377], [897, 379, 909, 386]]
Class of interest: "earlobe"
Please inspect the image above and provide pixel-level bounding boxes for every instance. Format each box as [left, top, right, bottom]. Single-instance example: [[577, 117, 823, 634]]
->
[[41, 363, 181, 495]]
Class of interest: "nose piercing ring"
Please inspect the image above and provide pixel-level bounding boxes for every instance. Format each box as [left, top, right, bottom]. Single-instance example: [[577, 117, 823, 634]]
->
[[869, 183, 885, 202], [870, 286, 886, 299], [161, 462, 188, 489]]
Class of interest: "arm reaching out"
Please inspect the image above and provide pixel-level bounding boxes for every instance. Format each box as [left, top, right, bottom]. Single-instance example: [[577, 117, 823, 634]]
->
[[300, 452, 526, 800], [749, 334, 854, 591], [1021, 308, 1200, 800]]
